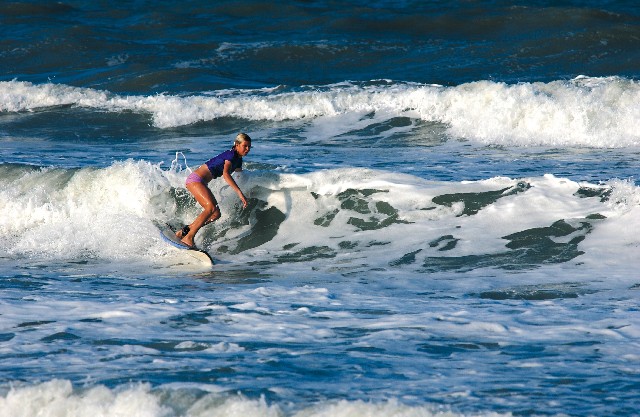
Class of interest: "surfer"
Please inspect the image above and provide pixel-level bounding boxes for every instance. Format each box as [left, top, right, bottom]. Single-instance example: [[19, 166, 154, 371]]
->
[[175, 133, 251, 247]]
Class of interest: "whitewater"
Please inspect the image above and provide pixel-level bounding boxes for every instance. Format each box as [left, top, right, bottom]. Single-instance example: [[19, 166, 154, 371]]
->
[[1, 158, 639, 270], [2, 76, 639, 146]]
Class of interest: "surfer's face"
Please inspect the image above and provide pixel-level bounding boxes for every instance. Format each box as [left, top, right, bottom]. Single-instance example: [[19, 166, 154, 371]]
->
[[235, 141, 251, 156]]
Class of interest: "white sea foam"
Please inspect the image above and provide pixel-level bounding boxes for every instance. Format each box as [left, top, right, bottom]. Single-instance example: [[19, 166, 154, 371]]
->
[[0, 380, 510, 417], [1, 160, 639, 275], [1, 77, 638, 147], [0, 160, 182, 261]]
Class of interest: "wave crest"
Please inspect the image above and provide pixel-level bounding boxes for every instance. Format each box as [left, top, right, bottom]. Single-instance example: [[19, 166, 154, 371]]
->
[[1, 77, 639, 147]]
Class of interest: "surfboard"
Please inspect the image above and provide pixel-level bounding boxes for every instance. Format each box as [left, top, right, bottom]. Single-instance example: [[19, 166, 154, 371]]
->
[[156, 222, 214, 266]]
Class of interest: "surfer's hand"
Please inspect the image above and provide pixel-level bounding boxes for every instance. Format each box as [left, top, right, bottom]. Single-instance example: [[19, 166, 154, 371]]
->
[[239, 193, 248, 208]]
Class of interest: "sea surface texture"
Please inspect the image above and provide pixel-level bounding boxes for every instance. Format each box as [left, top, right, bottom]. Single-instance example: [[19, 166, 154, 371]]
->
[[1, 1, 640, 416]]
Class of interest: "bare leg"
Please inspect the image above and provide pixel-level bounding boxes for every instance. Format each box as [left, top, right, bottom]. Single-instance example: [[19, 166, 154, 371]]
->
[[179, 182, 221, 247]]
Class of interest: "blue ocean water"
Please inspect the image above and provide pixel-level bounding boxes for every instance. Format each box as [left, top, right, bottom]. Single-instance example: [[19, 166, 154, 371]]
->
[[1, 1, 640, 416]]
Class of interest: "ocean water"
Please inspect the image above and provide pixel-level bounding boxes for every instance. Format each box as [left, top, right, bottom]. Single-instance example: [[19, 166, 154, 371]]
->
[[1, 1, 640, 416]]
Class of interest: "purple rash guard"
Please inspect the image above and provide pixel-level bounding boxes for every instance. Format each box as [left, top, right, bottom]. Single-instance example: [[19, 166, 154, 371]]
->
[[205, 150, 242, 179]]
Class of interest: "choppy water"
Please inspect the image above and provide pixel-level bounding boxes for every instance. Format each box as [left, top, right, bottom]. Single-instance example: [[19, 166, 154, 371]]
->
[[1, 1, 640, 416]]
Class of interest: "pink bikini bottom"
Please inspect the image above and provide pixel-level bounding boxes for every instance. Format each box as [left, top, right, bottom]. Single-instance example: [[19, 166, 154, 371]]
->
[[185, 172, 204, 185]]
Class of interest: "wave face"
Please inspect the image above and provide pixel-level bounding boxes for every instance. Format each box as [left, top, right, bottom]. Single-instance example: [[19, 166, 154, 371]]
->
[[2, 160, 639, 275], [2, 77, 639, 147]]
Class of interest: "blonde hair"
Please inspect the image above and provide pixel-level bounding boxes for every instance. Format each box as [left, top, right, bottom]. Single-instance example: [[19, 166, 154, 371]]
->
[[235, 132, 251, 146]]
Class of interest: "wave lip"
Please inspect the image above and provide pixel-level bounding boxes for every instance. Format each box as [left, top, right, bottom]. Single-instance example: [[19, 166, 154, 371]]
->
[[2, 76, 639, 147]]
